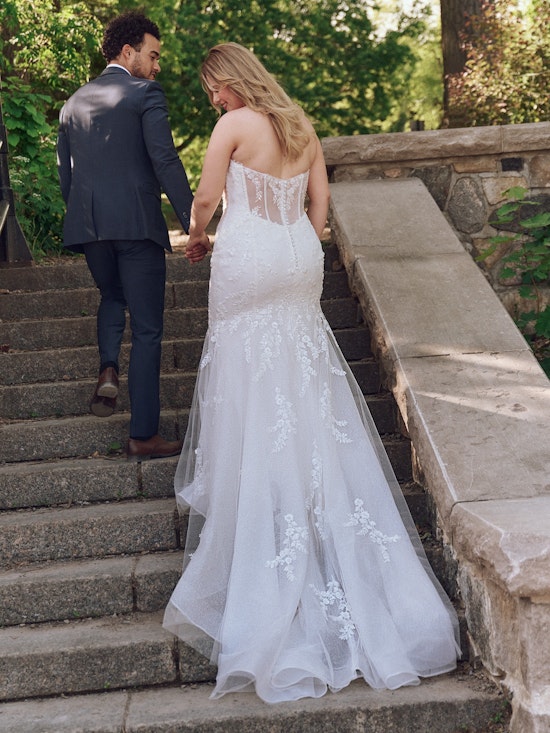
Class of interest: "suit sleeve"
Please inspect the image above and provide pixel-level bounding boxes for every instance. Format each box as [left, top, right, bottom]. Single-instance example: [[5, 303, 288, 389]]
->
[[141, 83, 193, 233], [56, 107, 72, 204]]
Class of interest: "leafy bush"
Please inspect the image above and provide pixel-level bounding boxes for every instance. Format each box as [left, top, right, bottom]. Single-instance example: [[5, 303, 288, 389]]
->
[[480, 186, 550, 375], [447, 0, 550, 127], [0, 0, 102, 256], [2, 77, 65, 256]]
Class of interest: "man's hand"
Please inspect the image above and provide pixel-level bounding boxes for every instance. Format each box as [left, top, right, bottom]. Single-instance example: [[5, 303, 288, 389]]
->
[[185, 233, 211, 263]]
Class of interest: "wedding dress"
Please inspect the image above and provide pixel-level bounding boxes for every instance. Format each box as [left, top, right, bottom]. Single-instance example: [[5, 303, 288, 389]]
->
[[163, 159, 460, 703]]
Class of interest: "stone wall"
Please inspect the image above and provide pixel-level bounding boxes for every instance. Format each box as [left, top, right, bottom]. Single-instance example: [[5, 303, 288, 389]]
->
[[322, 122, 550, 318]]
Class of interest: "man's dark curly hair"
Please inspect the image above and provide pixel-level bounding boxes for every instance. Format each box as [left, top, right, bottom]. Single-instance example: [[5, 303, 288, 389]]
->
[[101, 11, 160, 62]]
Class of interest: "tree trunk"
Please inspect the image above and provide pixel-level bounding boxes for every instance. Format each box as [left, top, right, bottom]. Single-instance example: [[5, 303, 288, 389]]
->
[[440, 0, 484, 125]]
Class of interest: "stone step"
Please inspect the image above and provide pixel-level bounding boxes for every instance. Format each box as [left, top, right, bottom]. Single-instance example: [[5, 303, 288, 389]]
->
[[0, 370, 198, 419], [0, 297, 360, 352], [0, 453, 178, 509], [0, 616, 505, 724], [0, 611, 196, 701], [0, 325, 372, 388], [0, 394, 402, 467], [0, 409, 184, 463], [0, 338, 205, 386], [0, 551, 182, 627], [0, 244, 341, 295], [0, 498, 180, 570], [0, 396, 399, 509], [0, 307, 210, 351], [0, 356, 381, 420], [0, 536, 448, 629], [0, 280, 210, 321], [0, 252, 211, 292], [0, 269, 352, 322]]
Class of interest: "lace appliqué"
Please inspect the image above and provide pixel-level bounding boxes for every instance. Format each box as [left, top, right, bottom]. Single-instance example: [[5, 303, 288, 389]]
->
[[268, 388, 297, 452], [266, 514, 308, 581], [346, 498, 400, 561], [320, 383, 352, 444], [243, 311, 282, 381], [192, 447, 205, 497], [305, 443, 329, 540], [311, 580, 356, 640]]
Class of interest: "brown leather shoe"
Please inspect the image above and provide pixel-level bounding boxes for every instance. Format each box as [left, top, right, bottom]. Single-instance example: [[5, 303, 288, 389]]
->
[[90, 394, 117, 418], [96, 367, 119, 399], [126, 434, 183, 462], [90, 367, 119, 417]]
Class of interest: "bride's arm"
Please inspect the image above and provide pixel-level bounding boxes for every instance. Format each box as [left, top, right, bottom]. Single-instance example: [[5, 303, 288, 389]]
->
[[306, 137, 331, 239], [188, 116, 237, 236], [185, 114, 239, 263]]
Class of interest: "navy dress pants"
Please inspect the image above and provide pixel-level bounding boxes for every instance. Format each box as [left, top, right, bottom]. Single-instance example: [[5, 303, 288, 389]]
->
[[83, 239, 166, 440]]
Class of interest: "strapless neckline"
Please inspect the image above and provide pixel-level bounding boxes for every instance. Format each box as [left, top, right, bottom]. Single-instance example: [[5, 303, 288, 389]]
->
[[229, 159, 309, 183]]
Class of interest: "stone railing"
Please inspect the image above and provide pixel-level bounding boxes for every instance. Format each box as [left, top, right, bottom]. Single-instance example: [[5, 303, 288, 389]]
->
[[324, 125, 550, 733], [322, 122, 550, 317]]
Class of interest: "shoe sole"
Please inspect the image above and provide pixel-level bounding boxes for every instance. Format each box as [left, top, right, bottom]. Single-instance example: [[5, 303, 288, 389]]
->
[[90, 400, 115, 417], [126, 451, 180, 462], [97, 384, 118, 399]]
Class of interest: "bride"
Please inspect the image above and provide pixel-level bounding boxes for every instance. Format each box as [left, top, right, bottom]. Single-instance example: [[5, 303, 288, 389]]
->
[[163, 42, 460, 704]]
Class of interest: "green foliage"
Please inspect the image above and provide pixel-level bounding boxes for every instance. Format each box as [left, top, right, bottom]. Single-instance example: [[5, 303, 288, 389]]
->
[[1, 77, 65, 255], [379, 2, 443, 131], [447, 0, 550, 127], [482, 187, 550, 375], [0, 0, 103, 255], [1, 0, 432, 252], [153, 0, 425, 142]]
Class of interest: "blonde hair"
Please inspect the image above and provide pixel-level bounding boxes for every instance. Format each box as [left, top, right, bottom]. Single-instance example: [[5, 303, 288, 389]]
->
[[201, 42, 311, 162]]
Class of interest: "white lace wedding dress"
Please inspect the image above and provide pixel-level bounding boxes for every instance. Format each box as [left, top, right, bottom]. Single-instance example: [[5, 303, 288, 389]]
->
[[163, 160, 460, 703]]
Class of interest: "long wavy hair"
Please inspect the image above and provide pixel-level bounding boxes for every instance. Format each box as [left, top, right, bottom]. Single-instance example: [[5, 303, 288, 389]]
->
[[200, 42, 311, 162]]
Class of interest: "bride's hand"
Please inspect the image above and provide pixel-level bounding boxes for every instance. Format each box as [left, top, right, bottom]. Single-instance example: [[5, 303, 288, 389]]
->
[[185, 233, 211, 263]]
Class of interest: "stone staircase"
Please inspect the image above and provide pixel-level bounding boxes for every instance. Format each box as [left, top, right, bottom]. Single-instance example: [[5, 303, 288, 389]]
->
[[0, 244, 509, 732]]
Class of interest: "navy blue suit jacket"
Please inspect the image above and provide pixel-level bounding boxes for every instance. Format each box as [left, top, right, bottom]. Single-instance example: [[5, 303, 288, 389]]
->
[[57, 66, 193, 252]]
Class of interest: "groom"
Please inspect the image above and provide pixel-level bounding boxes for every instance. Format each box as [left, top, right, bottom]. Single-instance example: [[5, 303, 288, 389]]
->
[[57, 11, 205, 460]]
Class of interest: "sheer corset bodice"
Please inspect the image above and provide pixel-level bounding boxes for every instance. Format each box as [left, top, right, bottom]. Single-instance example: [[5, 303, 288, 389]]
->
[[226, 160, 309, 225]]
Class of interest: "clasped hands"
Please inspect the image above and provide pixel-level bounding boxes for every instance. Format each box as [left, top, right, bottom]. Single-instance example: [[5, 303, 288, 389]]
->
[[185, 232, 212, 263]]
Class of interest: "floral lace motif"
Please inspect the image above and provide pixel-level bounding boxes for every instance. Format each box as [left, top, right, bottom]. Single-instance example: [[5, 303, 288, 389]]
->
[[192, 447, 205, 497], [345, 498, 400, 561], [320, 383, 352, 444], [311, 580, 356, 640], [305, 443, 329, 539], [268, 388, 297, 452], [266, 514, 309, 581]]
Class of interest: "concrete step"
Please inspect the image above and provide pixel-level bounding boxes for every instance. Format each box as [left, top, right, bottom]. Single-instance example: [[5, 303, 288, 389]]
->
[[0, 610, 196, 701], [0, 391, 400, 468], [0, 659, 507, 730], [0, 357, 381, 419], [0, 454, 178, 510], [0, 409, 184, 463], [0, 338, 205, 386], [0, 325, 372, 388], [0, 252, 211, 292], [0, 244, 341, 295], [0, 270, 351, 322], [0, 307, 210, 351], [0, 297, 360, 352], [0, 394, 399, 509], [0, 537, 449, 629], [0, 498, 180, 569], [0, 551, 182, 626], [0, 280, 210, 321], [0, 370, 198, 419]]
